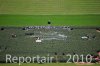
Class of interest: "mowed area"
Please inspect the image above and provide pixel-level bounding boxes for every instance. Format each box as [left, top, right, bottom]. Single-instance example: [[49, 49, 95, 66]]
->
[[0, 0, 100, 26], [0, 0, 100, 15], [0, 15, 100, 26]]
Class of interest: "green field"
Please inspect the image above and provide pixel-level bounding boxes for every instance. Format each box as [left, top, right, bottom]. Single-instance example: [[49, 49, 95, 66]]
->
[[0, 14, 100, 26], [0, 0, 100, 26], [0, 0, 100, 15], [0, 0, 100, 66]]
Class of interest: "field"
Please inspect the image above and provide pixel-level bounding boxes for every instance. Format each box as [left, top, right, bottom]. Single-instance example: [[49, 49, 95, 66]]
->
[[0, 0, 100, 15], [0, 27, 100, 66], [0, 15, 100, 26], [0, 0, 100, 26], [0, 0, 100, 66]]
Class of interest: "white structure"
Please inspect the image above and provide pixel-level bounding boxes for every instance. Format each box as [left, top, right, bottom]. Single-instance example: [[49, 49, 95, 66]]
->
[[36, 37, 42, 42], [81, 36, 88, 39]]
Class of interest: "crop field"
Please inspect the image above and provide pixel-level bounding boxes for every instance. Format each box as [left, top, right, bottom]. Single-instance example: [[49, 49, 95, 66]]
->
[[0, 0, 100, 66], [0, 26, 100, 66]]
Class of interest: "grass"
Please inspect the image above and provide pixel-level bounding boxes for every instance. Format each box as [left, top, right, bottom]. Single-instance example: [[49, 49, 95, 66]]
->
[[0, 0, 100, 66], [0, 63, 100, 66], [0, 14, 100, 26], [0, 0, 100, 15], [0, 0, 100, 26]]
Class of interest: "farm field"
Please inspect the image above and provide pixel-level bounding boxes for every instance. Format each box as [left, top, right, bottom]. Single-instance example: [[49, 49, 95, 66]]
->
[[0, 27, 100, 65], [0, 0, 100, 66]]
